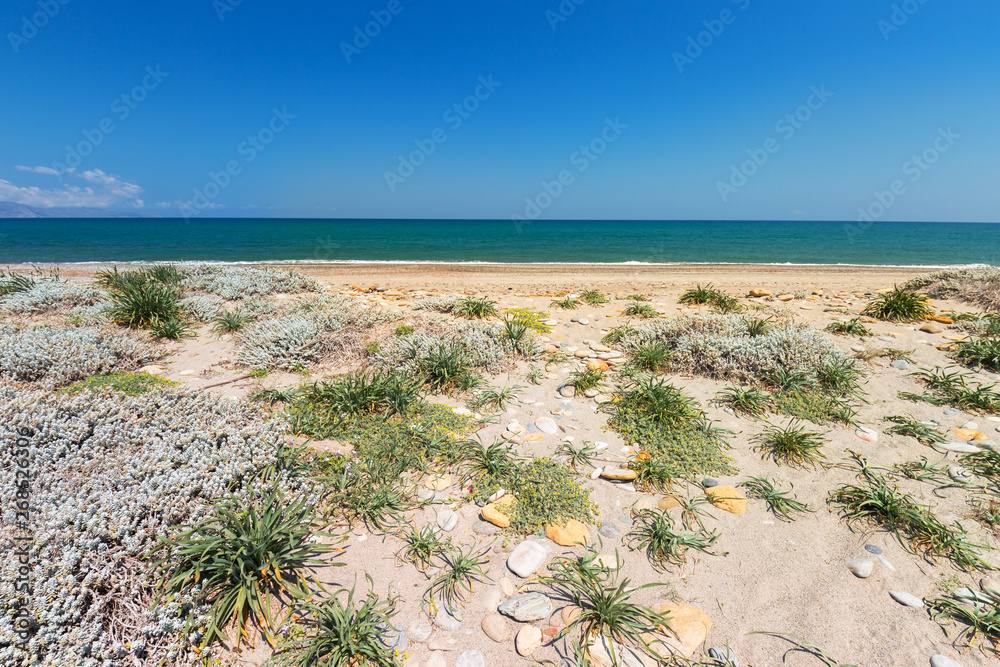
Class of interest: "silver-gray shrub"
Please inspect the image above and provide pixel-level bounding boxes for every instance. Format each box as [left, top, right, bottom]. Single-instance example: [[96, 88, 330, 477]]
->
[[178, 295, 224, 321], [0, 325, 158, 388], [0, 387, 297, 666], [0, 278, 105, 314], [411, 295, 463, 313], [382, 320, 538, 375], [235, 296, 398, 369], [182, 264, 322, 300], [614, 313, 852, 382]]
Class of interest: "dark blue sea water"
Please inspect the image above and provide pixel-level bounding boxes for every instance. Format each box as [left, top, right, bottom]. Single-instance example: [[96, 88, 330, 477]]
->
[[1, 219, 998, 265]]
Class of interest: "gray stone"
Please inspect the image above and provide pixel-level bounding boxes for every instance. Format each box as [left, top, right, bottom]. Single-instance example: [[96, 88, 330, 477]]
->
[[559, 385, 576, 398], [456, 649, 486, 667], [526, 423, 538, 433], [948, 466, 972, 483], [617, 514, 633, 526], [599, 523, 622, 539], [507, 540, 551, 577], [559, 400, 576, 411], [428, 636, 459, 651], [380, 626, 406, 652], [472, 520, 498, 535], [939, 442, 981, 453], [889, 590, 924, 608], [426, 653, 448, 667], [845, 559, 874, 578], [407, 618, 433, 642], [944, 409, 961, 416], [864, 544, 883, 555], [479, 588, 502, 611], [878, 555, 895, 571], [709, 646, 739, 666], [535, 417, 558, 435], [879, 336, 895, 342], [498, 592, 553, 622], [890, 360, 909, 370], [578, 318, 590, 325], [930, 655, 964, 667], [433, 600, 463, 631], [481, 613, 511, 642], [437, 509, 458, 532], [703, 477, 719, 488]]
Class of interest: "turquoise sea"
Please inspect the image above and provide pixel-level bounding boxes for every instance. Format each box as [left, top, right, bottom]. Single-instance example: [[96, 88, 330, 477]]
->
[[1, 219, 998, 266]]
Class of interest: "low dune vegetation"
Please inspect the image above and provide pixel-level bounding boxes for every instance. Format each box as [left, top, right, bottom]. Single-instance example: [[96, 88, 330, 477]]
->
[[3, 265, 1000, 666]]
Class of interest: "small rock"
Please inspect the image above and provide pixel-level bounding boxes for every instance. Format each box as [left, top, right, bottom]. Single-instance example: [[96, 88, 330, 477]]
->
[[919, 324, 943, 334], [435, 604, 463, 631], [424, 474, 452, 491], [545, 519, 590, 546], [535, 417, 559, 435], [501, 576, 516, 596], [702, 477, 719, 488], [856, 427, 878, 443], [590, 467, 604, 480], [938, 442, 981, 453], [865, 544, 883, 555], [599, 523, 621, 539], [408, 618, 433, 642], [139, 365, 164, 375], [930, 655, 964, 667], [890, 360, 909, 370], [709, 647, 739, 666], [480, 588, 502, 612], [428, 636, 459, 651], [889, 590, 924, 608], [499, 592, 553, 622], [649, 603, 712, 659], [578, 318, 590, 325], [846, 559, 874, 578], [437, 510, 458, 532], [507, 540, 551, 578], [482, 495, 516, 528], [481, 614, 511, 642], [381, 626, 406, 652], [516, 625, 543, 656], [601, 468, 638, 481], [944, 409, 960, 416], [472, 520, 499, 536], [456, 649, 485, 667], [748, 288, 772, 297], [559, 385, 576, 398], [955, 428, 988, 441], [584, 388, 600, 398], [878, 555, 895, 571], [948, 466, 972, 483], [587, 359, 609, 372], [705, 485, 747, 514], [658, 495, 680, 510], [426, 654, 448, 667]]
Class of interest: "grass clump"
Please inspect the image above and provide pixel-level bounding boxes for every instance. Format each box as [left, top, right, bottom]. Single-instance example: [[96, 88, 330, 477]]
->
[[425, 543, 491, 615], [826, 318, 874, 337], [106, 279, 183, 329], [470, 382, 523, 411], [885, 415, 946, 445], [953, 336, 1000, 373], [568, 368, 606, 393], [454, 296, 497, 319], [557, 440, 599, 472], [716, 386, 772, 417], [905, 267, 1000, 312], [297, 370, 424, 422], [540, 547, 672, 664], [928, 588, 1000, 657], [630, 344, 672, 372], [754, 422, 828, 468], [0, 271, 37, 296], [395, 324, 415, 337], [862, 286, 933, 322], [150, 316, 194, 340], [415, 343, 482, 392], [740, 476, 812, 521], [829, 456, 993, 572], [628, 509, 725, 570], [212, 307, 255, 334], [622, 303, 658, 318], [611, 376, 734, 489], [63, 371, 178, 395], [397, 524, 450, 571], [679, 284, 725, 306], [154, 489, 334, 649], [902, 367, 1000, 413], [551, 296, 580, 310], [272, 581, 401, 667], [580, 290, 610, 305]]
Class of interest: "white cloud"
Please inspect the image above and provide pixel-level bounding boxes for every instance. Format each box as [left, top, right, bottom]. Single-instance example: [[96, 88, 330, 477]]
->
[[0, 168, 145, 208], [14, 165, 60, 176]]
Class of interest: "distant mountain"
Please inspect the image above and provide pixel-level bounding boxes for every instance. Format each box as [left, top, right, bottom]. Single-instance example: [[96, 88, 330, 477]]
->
[[0, 201, 158, 219]]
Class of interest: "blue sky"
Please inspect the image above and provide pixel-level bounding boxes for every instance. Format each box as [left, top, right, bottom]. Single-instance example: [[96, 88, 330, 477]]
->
[[0, 0, 998, 221]]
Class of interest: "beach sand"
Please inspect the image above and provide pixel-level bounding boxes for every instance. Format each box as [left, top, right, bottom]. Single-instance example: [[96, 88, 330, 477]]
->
[[10, 262, 998, 666]]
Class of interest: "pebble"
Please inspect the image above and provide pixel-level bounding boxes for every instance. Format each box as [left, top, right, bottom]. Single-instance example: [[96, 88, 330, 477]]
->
[[944, 409, 961, 416], [590, 467, 603, 480], [599, 523, 622, 539], [703, 477, 719, 488], [426, 654, 448, 667], [930, 655, 964, 667], [178, 370, 196, 376], [878, 336, 895, 342], [480, 588, 502, 611], [428, 636, 459, 651], [559, 386, 576, 398], [381, 626, 406, 652], [846, 559, 874, 578], [560, 400, 576, 411], [501, 577, 516, 597], [617, 514, 633, 526], [878, 555, 895, 571], [962, 420, 978, 430], [498, 592, 553, 622], [709, 647, 739, 666], [948, 466, 972, 483], [407, 619, 433, 642], [435, 604, 463, 632], [481, 614, 511, 642], [889, 591, 924, 608], [456, 650, 485, 667], [578, 318, 589, 325], [516, 625, 543, 656], [583, 388, 599, 398], [890, 360, 909, 370], [437, 510, 458, 532], [938, 442, 981, 453], [856, 427, 879, 443], [507, 540, 551, 578], [472, 520, 499, 536], [864, 544, 883, 555]]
